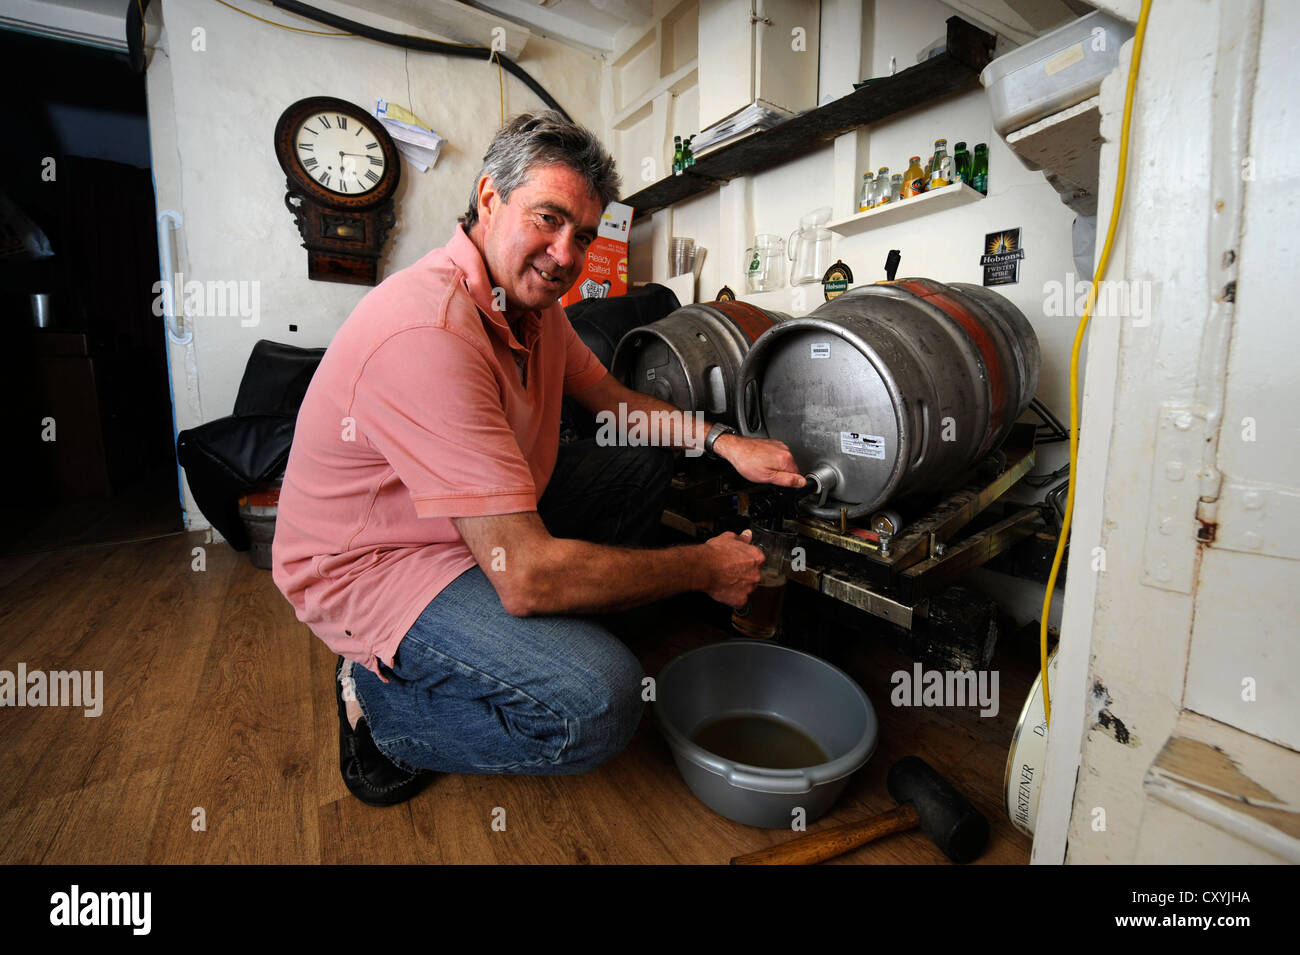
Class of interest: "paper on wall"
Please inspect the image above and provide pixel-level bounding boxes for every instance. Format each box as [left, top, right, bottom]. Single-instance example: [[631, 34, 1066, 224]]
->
[[375, 99, 444, 172]]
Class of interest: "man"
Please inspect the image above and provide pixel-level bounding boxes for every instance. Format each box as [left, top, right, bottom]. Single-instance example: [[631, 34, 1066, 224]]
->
[[272, 111, 804, 807]]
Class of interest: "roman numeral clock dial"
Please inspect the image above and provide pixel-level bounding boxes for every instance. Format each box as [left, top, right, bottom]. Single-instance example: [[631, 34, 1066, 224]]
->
[[293, 113, 386, 195], [275, 97, 400, 285]]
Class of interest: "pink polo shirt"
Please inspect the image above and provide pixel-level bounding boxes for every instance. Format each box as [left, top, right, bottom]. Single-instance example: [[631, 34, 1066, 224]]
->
[[271, 224, 607, 678]]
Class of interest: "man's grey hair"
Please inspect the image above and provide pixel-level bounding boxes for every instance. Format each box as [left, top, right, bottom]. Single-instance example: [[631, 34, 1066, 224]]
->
[[460, 111, 621, 228]]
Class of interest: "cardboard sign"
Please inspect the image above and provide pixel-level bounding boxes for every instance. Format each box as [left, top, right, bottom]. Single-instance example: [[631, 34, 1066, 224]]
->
[[561, 201, 634, 308], [981, 228, 1025, 286]]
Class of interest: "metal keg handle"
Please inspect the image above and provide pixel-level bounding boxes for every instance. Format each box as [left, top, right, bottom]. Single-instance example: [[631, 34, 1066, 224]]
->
[[804, 465, 838, 508], [743, 378, 763, 433]]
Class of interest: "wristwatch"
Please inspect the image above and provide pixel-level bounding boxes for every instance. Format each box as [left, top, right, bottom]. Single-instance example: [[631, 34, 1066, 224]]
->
[[703, 422, 736, 459]]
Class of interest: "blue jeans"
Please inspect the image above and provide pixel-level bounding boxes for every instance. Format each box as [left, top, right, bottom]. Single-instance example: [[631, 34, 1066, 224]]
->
[[351, 441, 674, 775]]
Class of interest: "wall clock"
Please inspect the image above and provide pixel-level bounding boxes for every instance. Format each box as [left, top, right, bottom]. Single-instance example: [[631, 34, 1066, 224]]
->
[[274, 96, 401, 285]]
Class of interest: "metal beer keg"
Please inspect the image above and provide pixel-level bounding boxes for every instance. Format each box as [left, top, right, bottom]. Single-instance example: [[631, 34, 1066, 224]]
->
[[612, 301, 788, 427], [737, 279, 1040, 520]]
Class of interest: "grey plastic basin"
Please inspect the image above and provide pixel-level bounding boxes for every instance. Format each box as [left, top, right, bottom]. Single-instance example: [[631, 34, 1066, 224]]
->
[[656, 640, 878, 829]]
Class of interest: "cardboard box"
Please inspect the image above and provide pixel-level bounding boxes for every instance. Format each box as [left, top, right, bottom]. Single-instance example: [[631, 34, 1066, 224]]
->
[[561, 201, 634, 308]]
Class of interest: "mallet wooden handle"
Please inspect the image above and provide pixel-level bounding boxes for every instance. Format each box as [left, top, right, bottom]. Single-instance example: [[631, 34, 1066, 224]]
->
[[730, 804, 922, 865]]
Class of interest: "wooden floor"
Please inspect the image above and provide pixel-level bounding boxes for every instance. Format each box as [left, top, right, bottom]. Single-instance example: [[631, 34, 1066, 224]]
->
[[0, 519, 1035, 865], [0, 463, 182, 559]]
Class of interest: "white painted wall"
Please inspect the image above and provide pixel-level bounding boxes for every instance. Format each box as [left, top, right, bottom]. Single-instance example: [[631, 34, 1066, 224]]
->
[[630, 0, 1077, 490], [143, 0, 604, 530], [1037, 0, 1300, 864]]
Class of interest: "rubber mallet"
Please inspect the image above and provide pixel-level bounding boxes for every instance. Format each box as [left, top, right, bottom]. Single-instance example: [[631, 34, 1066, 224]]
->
[[730, 756, 990, 865]]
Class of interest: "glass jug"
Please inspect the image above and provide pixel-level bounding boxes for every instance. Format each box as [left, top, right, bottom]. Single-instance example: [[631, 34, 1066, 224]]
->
[[788, 207, 834, 287], [745, 234, 786, 292]]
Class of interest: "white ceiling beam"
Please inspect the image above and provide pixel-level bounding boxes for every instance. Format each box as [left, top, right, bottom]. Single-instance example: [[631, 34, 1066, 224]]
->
[[0, 0, 129, 51], [460, 0, 621, 55], [318, 0, 532, 60]]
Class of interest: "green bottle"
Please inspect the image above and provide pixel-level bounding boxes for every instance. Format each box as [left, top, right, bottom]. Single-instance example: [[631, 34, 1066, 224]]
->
[[672, 135, 683, 175], [684, 135, 696, 167], [953, 141, 972, 185], [972, 143, 989, 195]]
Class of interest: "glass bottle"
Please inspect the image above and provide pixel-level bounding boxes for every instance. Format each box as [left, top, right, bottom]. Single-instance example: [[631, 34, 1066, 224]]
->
[[928, 139, 949, 188], [972, 143, 989, 195], [672, 135, 683, 176], [858, 172, 872, 212], [875, 166, 891, 205], [903, 155, 925, 198], [953, 141, 972, 185], [684, 135, 696, 167], [889, 173, 903, 203]]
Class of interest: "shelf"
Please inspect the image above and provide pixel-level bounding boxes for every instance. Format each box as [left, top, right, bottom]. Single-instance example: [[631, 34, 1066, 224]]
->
[[1004, 95, 1102, 216], [826, 182, 985, 237], [622, 15, 996, 218]]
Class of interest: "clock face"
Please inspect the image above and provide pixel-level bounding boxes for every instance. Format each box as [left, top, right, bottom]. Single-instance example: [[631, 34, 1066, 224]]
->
[[275, 97, 399, 210], [294, 110, 387, 197]]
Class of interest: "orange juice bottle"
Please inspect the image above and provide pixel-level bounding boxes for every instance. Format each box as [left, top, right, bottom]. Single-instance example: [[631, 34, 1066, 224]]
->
[[903, 156, 926, 198]]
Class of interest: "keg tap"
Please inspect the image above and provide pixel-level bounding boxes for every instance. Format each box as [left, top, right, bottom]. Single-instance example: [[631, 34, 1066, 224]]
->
[[748, 469, 835, 531], [801, 465, 838, 507]]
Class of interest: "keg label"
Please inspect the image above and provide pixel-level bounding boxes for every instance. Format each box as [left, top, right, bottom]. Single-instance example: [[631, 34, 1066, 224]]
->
[[841, 432, 885, 459], [811, 342, 832, 359], [822, 260, 853, 301]]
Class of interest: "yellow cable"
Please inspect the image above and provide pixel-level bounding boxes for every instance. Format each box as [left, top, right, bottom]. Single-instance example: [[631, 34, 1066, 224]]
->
[[212, 0, 351, 36], [496, 52, 505, 124], [1040, 0, 1152, 726]]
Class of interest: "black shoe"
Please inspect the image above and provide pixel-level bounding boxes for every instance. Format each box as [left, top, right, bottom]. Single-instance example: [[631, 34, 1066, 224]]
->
[[335, 656, 433, 807]]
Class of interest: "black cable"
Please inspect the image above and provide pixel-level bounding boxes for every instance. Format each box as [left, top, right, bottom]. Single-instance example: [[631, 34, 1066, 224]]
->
[[1023, 463, 1070, 488], [1030, 397, 1069, 440], [1030, 398, 1065, 436], [1028, 400, 1068, 445], [1044, 478, 1071, 530], [270, 0, 572, 122], [126, 0, 153, 74]]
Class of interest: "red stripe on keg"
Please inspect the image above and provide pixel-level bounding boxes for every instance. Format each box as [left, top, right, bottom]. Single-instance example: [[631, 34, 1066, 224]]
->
[[895, 279, 1008, 456], [708, 300, 777, 344]]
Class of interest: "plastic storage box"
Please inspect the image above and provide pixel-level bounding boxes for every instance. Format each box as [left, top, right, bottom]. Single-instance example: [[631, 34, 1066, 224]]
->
[[981, 10, 1135, 135]]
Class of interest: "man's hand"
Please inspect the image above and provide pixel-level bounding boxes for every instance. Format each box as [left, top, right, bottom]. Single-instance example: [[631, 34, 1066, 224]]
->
[[714, 433, 806, 488], [569, 375, 807, 491], [453, 512, 767, 615], [701, 529, 766, 608]]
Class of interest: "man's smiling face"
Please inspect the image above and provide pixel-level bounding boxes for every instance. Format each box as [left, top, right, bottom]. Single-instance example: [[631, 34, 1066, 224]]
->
[[471, 163, 604, 318]]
